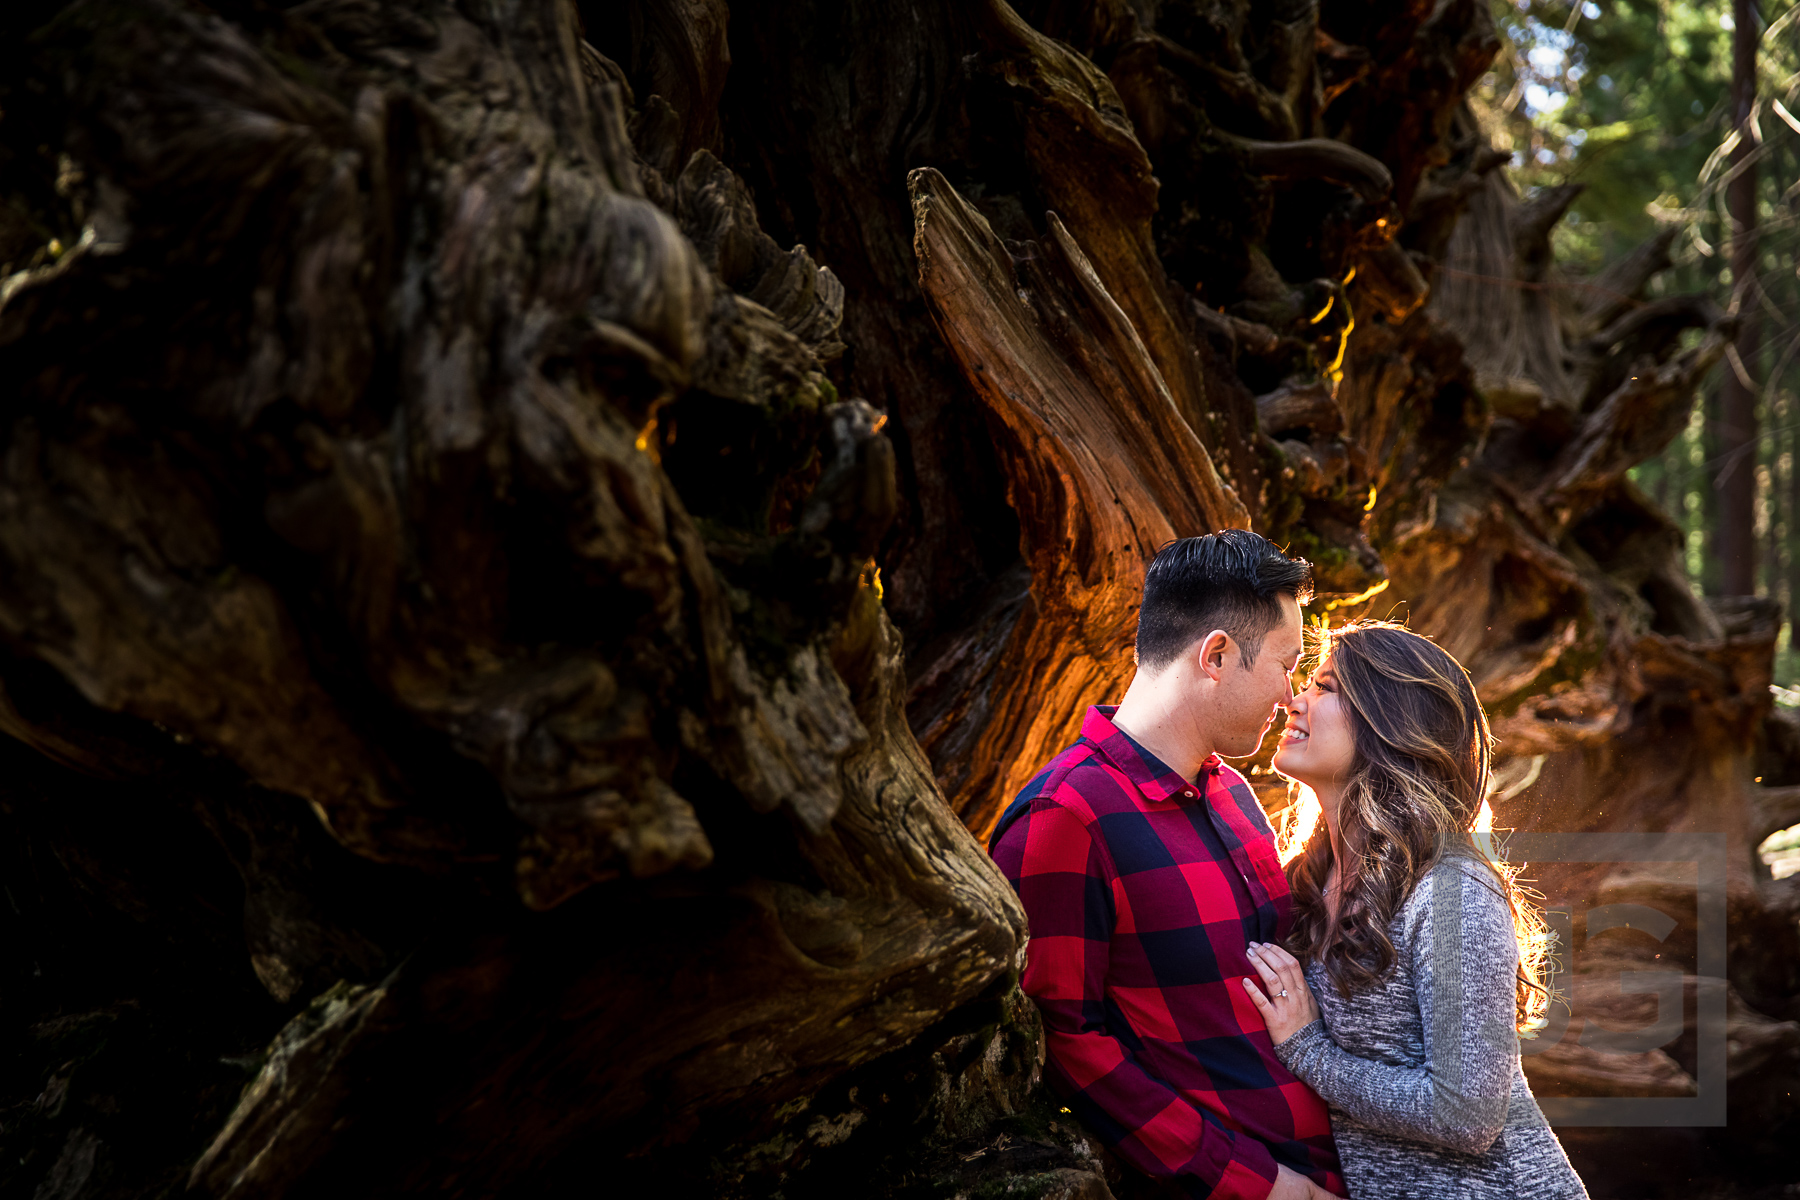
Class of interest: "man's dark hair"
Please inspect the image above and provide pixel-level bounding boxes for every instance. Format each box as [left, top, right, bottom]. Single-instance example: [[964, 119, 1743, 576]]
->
[[1135, 530, 1313, 672]]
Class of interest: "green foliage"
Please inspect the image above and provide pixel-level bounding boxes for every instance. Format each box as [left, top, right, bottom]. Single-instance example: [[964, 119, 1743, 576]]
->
[[1476, 0, 1794, 268], [1480, 0, 1726, 263]]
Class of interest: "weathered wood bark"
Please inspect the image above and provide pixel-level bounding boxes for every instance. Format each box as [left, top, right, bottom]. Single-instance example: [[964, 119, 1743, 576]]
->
[[908, 169, 1246, 839], [0, 2, 1026, 1195], [2, 0, 1796, 1196]]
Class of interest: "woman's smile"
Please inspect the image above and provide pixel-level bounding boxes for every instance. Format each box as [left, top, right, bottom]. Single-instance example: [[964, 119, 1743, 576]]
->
[[1271, 662, 1356, 788]]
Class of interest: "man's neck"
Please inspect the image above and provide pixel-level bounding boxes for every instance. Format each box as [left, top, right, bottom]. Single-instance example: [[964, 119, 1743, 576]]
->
[[1112, 676, 1216, 782]]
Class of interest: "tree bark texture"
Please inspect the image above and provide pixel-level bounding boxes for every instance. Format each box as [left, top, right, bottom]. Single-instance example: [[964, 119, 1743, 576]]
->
[[0, 2, 1026, 1194], [0, 0, 1795, 1196]]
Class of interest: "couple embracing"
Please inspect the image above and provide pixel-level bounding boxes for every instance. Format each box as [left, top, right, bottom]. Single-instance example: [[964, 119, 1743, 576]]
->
[[990, 531, 1588, 1200]]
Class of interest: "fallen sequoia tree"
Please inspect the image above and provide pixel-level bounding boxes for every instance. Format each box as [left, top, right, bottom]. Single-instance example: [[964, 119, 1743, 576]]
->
[[0, 0, 1795, 1197]]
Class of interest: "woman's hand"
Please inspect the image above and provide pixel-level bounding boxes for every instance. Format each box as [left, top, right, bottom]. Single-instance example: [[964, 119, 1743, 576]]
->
[[1242, 941, 1320, 1045]]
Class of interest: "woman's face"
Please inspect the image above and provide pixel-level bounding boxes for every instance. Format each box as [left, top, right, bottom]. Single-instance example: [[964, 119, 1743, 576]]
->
[[1272, 655, 1357, 793]]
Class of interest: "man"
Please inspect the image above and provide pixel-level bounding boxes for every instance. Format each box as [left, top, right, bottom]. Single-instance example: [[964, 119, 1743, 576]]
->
[[990, 531, 1341, 1199]]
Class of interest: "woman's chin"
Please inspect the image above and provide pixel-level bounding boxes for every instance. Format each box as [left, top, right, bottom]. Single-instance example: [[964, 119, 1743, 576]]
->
[[1271, 746, 1307, 783]]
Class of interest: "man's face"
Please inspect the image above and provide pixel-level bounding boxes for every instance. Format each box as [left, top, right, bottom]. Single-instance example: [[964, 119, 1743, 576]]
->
[[1214, 594, 1304, 758]]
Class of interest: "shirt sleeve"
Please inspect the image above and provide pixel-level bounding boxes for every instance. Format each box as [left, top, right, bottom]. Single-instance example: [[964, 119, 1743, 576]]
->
[[994, 797, 1281, 1200], [1271, 864, 1520, 1156]]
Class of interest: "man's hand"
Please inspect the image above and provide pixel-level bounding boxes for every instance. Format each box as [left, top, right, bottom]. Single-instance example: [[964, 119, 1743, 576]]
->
[[1269, 1164, 1336, 1199]]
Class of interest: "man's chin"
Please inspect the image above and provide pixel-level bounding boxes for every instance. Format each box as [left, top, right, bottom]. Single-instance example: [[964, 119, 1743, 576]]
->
[[1219, 736, 1268, 761]]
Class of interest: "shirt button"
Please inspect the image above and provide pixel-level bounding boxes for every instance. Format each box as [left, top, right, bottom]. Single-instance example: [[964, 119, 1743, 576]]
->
[[1182, 790, 1195, 799]]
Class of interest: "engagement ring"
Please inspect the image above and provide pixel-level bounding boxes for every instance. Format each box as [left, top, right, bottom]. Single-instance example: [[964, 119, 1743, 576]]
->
[[1277, 990, 1288, 998]]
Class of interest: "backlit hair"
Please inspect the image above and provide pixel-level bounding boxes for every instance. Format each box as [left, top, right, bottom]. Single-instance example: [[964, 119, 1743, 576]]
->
[[1279, 620, 1554, 1036]]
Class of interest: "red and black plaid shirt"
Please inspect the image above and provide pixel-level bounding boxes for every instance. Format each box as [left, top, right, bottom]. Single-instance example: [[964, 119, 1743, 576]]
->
[[990, 706, 1343, 1199]]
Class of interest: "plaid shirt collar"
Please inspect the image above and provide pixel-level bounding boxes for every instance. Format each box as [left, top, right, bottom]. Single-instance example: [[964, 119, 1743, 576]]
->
[[1080, 705, 1220, 805]]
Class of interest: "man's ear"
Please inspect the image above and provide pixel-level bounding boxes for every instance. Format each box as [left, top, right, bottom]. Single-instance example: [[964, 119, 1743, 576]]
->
[[1197, 629, 1234, 682]]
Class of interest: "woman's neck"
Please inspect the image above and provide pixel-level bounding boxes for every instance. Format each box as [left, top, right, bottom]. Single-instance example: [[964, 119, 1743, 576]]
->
[[1317, 781, 1346, 872], [1316, 781, 1357, 925]]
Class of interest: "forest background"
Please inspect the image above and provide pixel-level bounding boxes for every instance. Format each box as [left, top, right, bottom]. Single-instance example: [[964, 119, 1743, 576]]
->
[[1500, 0, 1797, 667], [1493, 0, 1800, 867]]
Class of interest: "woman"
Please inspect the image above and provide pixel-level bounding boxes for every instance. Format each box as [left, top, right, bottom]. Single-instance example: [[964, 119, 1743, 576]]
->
[[1239, 620, 1586, 1199]]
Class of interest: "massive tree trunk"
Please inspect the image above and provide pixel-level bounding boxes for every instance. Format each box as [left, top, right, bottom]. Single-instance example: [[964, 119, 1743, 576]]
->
[[0, 1, 1794, 1198]]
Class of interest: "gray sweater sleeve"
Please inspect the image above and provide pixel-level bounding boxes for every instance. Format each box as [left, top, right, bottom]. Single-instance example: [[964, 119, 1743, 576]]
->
[[1272, 863, 1521, 1155]]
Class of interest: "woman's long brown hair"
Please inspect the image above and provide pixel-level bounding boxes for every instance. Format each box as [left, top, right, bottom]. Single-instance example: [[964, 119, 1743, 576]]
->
[[1281, 620, 1554, 1035]]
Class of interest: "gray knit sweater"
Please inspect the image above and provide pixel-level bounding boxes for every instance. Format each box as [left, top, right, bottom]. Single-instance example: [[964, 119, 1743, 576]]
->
[[1272, 858, 1588, 1199]]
